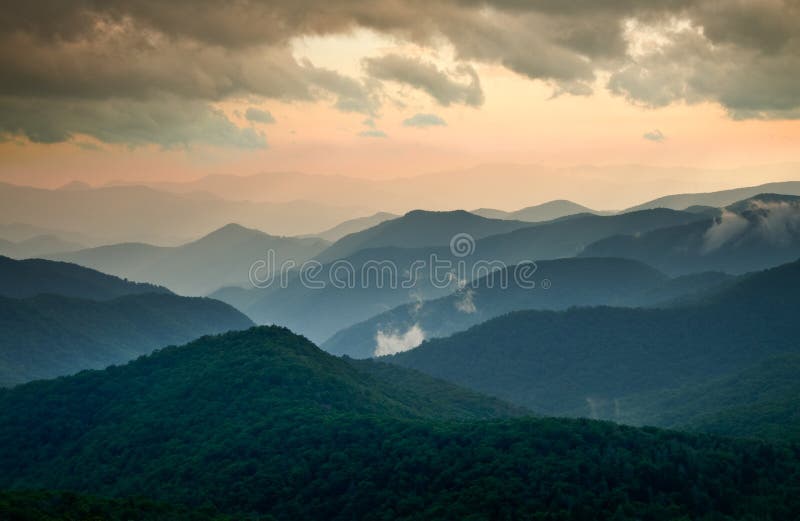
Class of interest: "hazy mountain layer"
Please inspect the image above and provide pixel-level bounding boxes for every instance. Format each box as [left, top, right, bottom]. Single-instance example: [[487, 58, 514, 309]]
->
[[323, 258, 676, 358], [227, 207, 707, 343], [0, 182, 364, 244], [582, 194, 800, 275], [49, 224, 329, 296], [315, 210, 531, 263], [308, 212, 399, 242], [626, 181, 800, 212], [0, 255, 169, 300], [472, 199, 598, 222], [0, 293, 253, 386]]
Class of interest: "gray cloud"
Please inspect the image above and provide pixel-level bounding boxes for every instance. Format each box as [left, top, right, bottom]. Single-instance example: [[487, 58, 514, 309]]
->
[[403, 113, 447, 127], [0, 96, 266, 149], [364, 54, 483, 107], [245, 108, 276, 124], [358, 129, 388, 138], [643, 129, 666, 142]]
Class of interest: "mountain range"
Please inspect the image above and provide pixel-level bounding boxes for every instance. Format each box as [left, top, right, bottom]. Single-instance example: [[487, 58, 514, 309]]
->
[[212, 207, 724, 343], [130, 163, 800, 211], [0, 256, 252, 386], [322, 258, 732, 358], [387, 257, 800, 423], [0, 182, 365, 244]]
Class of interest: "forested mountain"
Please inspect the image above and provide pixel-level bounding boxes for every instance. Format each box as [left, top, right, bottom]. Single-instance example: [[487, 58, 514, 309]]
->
[[472, 199, 598, 222], [388, 258, 800, 419], [0, 293, 252, 386], [1, 326, 799, 520], [0, 256, 168, 300], [582, 194, 800, 275], [315, 210, 530, 263], [323, 258, 672, 358], [227, 208, 707, 343], [49, 224, 329, 295], [617, 355, 800, 442], [0, 490, 231, 521]]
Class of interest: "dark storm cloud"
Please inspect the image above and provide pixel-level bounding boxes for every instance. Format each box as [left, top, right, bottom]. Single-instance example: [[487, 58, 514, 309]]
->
[[2, 0, 800, 146]]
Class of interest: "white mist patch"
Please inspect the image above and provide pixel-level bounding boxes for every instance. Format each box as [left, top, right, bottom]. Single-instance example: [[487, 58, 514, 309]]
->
[[749, 200, 800, 245], [702, 210, 749, 253], [374, 324, 425, 357], [454, 288, 476, 314]]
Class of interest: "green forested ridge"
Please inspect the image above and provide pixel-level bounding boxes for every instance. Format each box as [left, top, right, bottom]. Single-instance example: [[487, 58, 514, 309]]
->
[[1, 326, 799, 520], [618, 355, 800, 441], [0, 293, 253, 386], [0, 255, 169, 300], [0, 490, 234, 521], [388, 258, 800, 420]]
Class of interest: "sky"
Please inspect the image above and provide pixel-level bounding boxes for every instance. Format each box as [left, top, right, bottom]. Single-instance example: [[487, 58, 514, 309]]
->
[[1, 0, 799, 200]]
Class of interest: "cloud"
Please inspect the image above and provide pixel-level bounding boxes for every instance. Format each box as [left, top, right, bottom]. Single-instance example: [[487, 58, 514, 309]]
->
[[454, 288, 476, 314], [643, 129, 665, 142], [374, 324, 425, 356], [364, 54, 484, 107], [0, 96, 267, 149], [403, 113, 447, 128], [4, 0, 800, 149], [245, 108, 276, 124], [358, 129, 388, 138], [702, 209, 750, 253]]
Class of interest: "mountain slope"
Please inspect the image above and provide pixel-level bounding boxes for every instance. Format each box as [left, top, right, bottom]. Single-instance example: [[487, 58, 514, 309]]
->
[[626, 181, 800, 212], [309, 212, 398, 242], [49, 224, 329, 295], [1, 326, 798, 520], [473, 208, 706, 264], [315, 210, 531, 263], [323, 258, 670, 358], [617, 355, 800, 441], [388, 258, 800, 417], [0, 256, 169, 300], [583, 194, 800, 275], [0, 293, 253, 386], [472, 199, 597, 222]]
